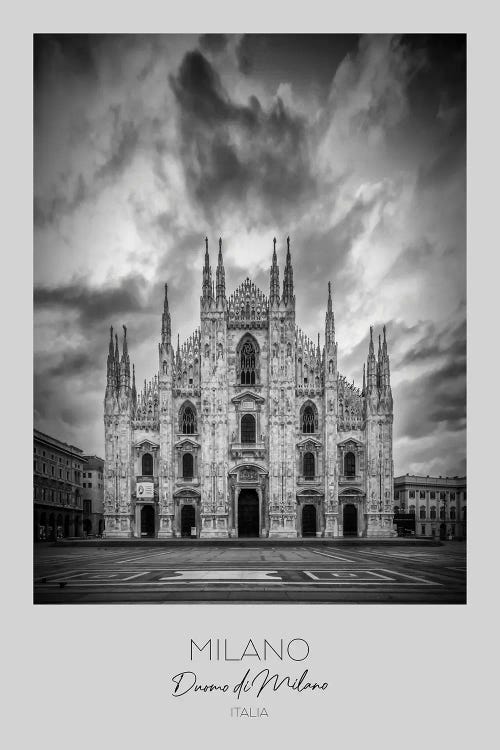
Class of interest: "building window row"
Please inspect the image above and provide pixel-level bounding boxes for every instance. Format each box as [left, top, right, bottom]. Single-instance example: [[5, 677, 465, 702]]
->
[[402, 489, 463, 501]]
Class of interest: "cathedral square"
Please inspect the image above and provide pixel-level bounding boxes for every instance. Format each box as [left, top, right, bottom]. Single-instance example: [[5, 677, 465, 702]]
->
[[103, 237, 395, 540]]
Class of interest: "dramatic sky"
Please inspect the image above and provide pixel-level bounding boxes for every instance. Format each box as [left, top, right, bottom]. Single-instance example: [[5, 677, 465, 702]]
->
[[34, 34, 466, 476]]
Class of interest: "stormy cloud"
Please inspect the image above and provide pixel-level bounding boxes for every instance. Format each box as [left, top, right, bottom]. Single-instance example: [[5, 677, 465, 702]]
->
[[33, 34, 466, 475], [170, 50, 316, 224]]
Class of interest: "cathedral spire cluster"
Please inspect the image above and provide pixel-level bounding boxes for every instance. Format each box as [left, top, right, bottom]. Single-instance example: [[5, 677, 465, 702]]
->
[[365, 323, 392, 406], [105, 324, 134, 408]]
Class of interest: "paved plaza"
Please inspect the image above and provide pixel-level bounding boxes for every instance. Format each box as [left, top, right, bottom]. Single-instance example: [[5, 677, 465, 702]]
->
[[33, 541, 466, 604]]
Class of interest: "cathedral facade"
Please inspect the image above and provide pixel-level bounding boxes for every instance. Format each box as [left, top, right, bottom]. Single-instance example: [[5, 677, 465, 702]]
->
[[103, 238, 395, 539]]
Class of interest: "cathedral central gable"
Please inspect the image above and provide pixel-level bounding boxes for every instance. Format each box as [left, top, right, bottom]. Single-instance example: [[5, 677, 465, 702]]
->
[[227, 278, 269, 329]]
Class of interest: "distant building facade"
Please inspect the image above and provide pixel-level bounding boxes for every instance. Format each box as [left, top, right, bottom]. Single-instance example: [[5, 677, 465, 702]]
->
[[33, 429, 86, 541], [82, 455, 105, 536], [394, 474, 467, 539], [103, 238, 395, 539]]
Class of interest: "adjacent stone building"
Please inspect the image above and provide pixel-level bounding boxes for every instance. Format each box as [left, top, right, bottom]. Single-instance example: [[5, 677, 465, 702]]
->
[[33, 429, 85, 541], [394, 474, 467, 539], [103, 238, 395, 539], [82, 455, 105, 536]]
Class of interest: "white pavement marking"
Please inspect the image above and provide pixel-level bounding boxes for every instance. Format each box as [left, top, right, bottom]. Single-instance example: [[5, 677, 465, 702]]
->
[[378, 568, 440, 584], [122, 572, 151, 581], [304, 569, 395, 582], [117, 551, 175, 563], [310, 549, 357, 562], [158, 570, 283, 581]]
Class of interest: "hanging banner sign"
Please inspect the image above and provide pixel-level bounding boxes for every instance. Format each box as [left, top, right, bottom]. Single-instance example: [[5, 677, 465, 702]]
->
[[136, 482, 154, 498]]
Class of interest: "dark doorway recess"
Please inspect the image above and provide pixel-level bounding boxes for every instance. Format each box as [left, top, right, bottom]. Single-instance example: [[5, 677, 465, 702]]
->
[[141, 505, 155, 537], [238, 489, 259, 537], [181, 504, 196, 537], [343, 503, 358, 536], [302, 504, 317, 537]]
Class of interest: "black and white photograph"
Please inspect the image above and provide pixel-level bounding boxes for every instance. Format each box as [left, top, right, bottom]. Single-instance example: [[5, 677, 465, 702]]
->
[[5, 5, 499, 748], [32, 32, 467, 604]]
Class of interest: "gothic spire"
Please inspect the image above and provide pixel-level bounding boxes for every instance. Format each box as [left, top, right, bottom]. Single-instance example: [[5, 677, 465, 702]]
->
[[282, 236, 294, 305], [122, 325, 128, 360], [132, 363, 137, 403], [161, 283, 171, 345], [120, 325, 130, 386], [381, 324, 391, 392], [216, 237, 225, 304], [202, 236, 212, 302], [325, 281, 335, 347], [107, 326, 115, 387], [270, 237, 280, 305], [108, 326, 114, 357], [367, 326, 377, 392]]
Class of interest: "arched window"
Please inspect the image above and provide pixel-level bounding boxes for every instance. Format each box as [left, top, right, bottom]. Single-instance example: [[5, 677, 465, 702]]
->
[[409, 505, 416, 515], [180, 404, 197, 434], [182, 453, 194, 479], [240, 340, 256, 385], [419, 505, 426, 519], [344, 452, 356, 477], [302, 406, 315, 433], [142, 453, 153, 476], [450, 506, 456, 520], [303, 452, 315, 479], [440, 506, 445, 520], [241, 414, 256, 444], [430, 506, 437, 520]]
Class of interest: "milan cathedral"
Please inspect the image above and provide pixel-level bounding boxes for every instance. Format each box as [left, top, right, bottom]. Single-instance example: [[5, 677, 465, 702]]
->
[[103, 238, 395, 538]]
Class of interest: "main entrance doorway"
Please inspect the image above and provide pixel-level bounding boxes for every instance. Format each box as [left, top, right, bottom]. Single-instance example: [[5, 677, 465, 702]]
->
[[343, 504, 358, 536], [302, 504, 317, 537], [238, 489, 259, 537], [181, 504, 196, 537], [140, 505, 155, 537]]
